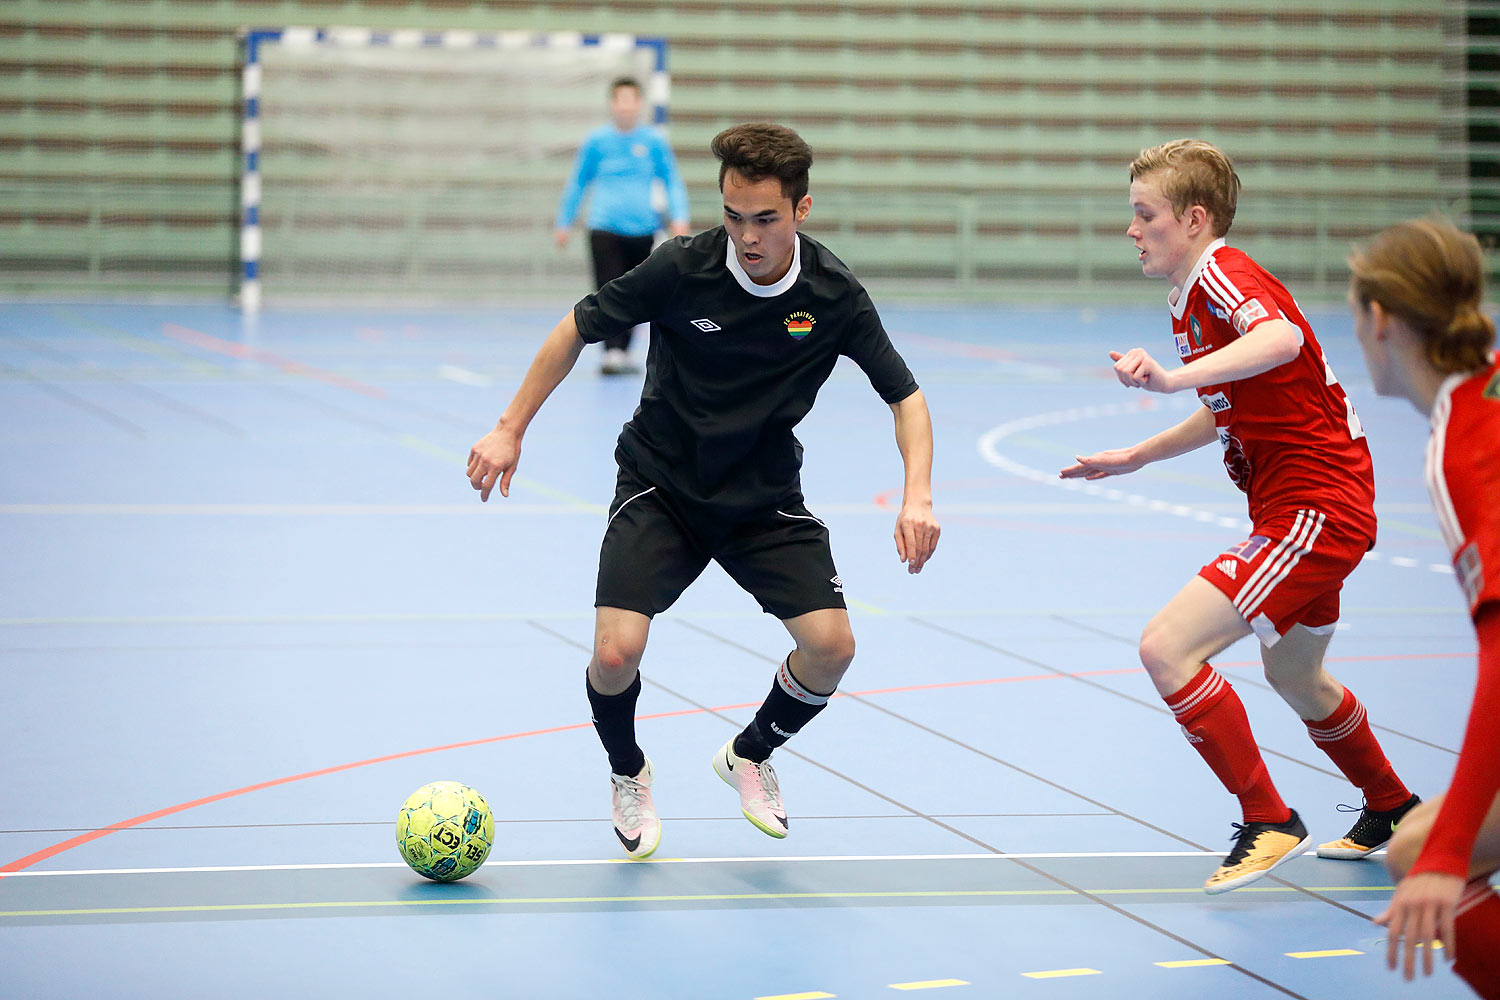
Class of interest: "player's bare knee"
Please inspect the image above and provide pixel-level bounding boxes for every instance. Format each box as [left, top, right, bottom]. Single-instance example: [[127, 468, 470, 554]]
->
[[796, 631, 855, 687], [1137, 625, 1179, 681], [809, 634, 855, 671], [591, 638, 642, 680]]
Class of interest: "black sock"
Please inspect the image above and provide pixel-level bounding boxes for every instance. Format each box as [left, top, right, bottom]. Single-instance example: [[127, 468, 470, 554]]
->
[[586, 670, 645, 777], [732, 655, 833, 763]]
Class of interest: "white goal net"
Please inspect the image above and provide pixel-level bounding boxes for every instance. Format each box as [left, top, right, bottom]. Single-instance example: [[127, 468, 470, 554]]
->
[[240, 29, 667, 309]]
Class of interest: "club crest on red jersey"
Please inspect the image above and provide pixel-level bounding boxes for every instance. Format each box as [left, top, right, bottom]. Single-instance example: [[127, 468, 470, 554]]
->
[[1484, 369, 1500, 401], [784, 311, 815, 339], [1190, 315, 1203, 346]]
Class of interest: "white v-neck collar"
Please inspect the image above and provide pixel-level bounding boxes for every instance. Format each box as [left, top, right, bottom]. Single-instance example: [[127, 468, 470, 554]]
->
[[726, 234, 802, 298], [1170, 238, 1226, 320]]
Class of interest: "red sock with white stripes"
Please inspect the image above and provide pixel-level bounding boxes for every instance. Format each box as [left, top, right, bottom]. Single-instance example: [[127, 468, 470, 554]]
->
[[1303, 686, 1411, 811], [1454, 879, 1500, 1000], [1164, 664, 1291, 824]]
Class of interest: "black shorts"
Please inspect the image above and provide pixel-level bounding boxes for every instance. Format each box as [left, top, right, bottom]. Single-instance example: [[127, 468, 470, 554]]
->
[[595, 468, 847, 620], [589, 230, 654, 289]]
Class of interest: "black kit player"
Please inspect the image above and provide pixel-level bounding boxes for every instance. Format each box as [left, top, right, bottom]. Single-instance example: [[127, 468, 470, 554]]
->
[[467, 123, 941, 858]]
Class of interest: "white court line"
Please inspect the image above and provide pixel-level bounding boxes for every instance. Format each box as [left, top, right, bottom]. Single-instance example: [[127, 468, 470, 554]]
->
[[0, 502, 1438, 517], [437, 365, 493, 388], [978, 400, 1450, 575], [1, 849, 1363, 878]]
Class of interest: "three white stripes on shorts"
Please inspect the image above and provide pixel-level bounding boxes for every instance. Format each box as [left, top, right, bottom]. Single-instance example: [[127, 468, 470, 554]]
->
[[1233, 508, 1326, 620]]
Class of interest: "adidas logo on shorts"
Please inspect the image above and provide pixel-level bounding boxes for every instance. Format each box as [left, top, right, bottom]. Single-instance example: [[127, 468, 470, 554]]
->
[[1215, 558, 1238, 580]]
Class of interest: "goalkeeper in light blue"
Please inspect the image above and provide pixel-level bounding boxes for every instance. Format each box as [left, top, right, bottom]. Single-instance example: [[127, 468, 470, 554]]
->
[[555, 77, 692, 375]]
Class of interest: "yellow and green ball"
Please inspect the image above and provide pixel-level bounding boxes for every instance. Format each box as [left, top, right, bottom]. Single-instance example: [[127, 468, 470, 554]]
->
[[396, 781, 494, 881]]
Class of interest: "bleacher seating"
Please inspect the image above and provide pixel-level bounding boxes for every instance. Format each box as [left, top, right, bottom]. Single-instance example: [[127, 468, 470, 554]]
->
[[0, 0, 1471, 301]]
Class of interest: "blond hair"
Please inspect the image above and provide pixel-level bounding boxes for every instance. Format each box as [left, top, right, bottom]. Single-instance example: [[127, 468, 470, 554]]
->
[[1129, 139, 1239, 238], [1348, 218, 1495, 376]]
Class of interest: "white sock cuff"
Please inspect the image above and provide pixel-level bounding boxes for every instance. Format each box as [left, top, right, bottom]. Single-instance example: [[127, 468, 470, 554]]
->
[[777, 656, 832, 705]]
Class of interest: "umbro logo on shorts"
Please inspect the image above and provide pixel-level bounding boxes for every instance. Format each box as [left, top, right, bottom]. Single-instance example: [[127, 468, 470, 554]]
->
[[690, 318, 722, 332], [830, 575, 843, 593]]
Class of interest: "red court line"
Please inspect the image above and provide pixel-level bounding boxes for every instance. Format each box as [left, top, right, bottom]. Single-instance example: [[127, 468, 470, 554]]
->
[[0, 651, 1472, 876], [161, 323, 387, 399]]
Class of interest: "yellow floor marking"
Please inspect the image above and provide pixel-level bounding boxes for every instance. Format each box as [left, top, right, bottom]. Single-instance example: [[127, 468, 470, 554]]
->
[[844, 596, 890, 616], [1155, 959, 1232, 968], [755, 993, 834, 1000], [889, 981, 968, 990], [1021, 969, 1100, 979], [1287, 949, 1364, 959], [0, 884, 1405, 921]]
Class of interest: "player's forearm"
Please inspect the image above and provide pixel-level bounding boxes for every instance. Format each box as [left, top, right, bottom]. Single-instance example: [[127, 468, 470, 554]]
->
[[891, 389, 934, 507], [1171, 319, 1303, 390], [1410, 604, 1500, 878], [496, 312, 587, 435], [1133, 405, 1218, 465]]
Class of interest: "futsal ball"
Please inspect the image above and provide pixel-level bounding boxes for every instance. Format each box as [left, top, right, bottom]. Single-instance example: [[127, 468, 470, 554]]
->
[[396, 780, 495, 882]]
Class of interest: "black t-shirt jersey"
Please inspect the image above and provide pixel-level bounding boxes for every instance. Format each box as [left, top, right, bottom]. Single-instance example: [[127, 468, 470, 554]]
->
[[573, 227, 918, 512]]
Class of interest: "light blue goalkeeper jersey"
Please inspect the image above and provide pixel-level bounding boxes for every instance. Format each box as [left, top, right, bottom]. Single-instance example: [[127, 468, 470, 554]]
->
[[554, 125, 691, 238]]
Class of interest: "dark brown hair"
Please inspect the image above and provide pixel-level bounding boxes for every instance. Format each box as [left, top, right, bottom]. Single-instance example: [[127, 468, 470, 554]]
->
[[1349, 217, 1495, 376], [711, 123, 813, 207]]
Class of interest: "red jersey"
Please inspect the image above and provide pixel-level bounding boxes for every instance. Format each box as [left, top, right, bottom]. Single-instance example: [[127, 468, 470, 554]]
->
[[1427, 356, 1500, 619], [1172, 241, 1376, 536], [1411, 356, 1500, 880]]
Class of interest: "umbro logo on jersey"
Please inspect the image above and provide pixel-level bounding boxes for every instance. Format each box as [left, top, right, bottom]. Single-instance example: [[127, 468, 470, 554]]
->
[[690, 318, 722, 332], [1215, 559, 1238, 580]]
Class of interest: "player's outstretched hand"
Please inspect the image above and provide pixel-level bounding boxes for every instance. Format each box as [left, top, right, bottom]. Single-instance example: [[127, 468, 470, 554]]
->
[[1374, 871, 1462, 981], [1059, 447, 1144, 481], [894, 503, 940, 574], [467, 427, 521, 502], [1110, 349, 1177, 393]]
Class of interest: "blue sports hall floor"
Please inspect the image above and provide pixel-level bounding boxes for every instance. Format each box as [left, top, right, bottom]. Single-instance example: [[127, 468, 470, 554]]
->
[[0, 299, 1480, 999]]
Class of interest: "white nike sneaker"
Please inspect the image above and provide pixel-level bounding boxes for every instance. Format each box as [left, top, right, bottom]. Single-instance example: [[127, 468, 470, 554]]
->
[[609, 757, 660, 859], [713, 738, 788, 838]]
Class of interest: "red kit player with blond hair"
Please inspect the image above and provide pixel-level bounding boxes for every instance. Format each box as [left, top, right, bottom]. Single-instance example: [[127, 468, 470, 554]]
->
[[1062, 140, 1418, 893]]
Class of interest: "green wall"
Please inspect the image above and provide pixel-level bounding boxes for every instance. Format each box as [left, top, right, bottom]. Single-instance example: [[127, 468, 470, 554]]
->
[[0, 1, 1469, 301]]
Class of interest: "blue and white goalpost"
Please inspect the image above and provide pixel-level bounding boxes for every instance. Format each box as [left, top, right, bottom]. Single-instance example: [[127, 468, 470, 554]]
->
[[238, 29, 670, 310]]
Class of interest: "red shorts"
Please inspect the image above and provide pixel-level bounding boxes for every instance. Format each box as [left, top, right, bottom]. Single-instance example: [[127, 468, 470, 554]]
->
[[1198, 506, 1373, 648]]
